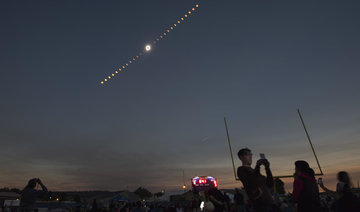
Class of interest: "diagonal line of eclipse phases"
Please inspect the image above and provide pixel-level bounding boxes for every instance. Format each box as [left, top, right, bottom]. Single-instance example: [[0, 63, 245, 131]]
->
[[100, 3, 200, 85]]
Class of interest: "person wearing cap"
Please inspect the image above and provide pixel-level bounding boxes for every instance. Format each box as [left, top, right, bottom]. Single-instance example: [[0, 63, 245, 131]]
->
[[292, 160, 320, 212], [237, 148, 276, 212]]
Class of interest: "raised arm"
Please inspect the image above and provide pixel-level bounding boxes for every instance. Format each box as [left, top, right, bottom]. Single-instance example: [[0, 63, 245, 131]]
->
[[37, 179, 48, 192], [264, 164, 274, 188], [319, 181, 335, 195]]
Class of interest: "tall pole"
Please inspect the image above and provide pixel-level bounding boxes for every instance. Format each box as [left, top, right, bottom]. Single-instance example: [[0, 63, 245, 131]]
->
[[224, 117, 238, 180], [182, 170, 186, 193], [297, 109, 323, 174]]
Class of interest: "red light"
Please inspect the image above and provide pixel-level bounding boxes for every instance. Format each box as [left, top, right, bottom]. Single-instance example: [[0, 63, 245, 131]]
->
[[213, 180, 218, 188], [199, 179, 207, 184]]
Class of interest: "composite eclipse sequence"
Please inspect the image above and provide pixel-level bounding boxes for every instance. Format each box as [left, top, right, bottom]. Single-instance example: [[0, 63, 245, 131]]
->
[[100, 3, 200, 85]]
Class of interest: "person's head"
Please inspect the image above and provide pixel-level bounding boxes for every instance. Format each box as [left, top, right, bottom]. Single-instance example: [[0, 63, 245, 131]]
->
[[237, 148, 252, 166], [337, 171, 351, 186], [295, 160, 315, 177], [25, 178, 38, 189]]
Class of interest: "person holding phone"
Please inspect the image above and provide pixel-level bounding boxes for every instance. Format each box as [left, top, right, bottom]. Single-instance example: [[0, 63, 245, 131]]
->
[[319, 171, 352, 196], [237, 148, 276, 212], [319, 172, 360, 211], [20, 178, 48, 212]]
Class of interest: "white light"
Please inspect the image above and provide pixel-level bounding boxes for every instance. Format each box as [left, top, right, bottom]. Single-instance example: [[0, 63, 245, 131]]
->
[[145, 45, 151, 51], [200, 201, 204, 211]]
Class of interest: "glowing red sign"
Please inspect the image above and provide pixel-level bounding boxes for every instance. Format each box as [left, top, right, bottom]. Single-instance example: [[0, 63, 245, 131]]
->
[[199, 179, 207, 184]]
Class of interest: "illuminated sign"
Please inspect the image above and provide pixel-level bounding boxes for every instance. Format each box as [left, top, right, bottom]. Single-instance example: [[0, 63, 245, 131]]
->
[[191, 176, 218, 191]]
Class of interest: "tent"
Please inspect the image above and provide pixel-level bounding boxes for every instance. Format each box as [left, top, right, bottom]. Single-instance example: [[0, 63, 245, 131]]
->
[[109, 191, 140, 203], [111, 194, 130, 202]]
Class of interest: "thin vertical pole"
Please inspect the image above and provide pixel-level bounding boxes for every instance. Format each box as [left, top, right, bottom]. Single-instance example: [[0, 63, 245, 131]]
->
[[224, 117, 238, 180], [183, 170, 186, 193], [297, 109, 323, 174]]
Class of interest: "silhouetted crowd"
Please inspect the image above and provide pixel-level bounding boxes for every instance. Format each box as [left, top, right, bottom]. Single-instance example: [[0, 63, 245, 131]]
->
[[1, 148, 359, 212], [235, 148, 360, 212]]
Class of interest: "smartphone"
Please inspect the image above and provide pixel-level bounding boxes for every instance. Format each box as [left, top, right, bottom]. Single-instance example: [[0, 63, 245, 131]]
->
[[318, 178, 323, 184], [260, 153, 266, 159]]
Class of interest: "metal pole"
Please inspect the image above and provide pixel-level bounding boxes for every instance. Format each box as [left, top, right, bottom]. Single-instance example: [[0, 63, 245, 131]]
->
[[224, 117, 238, 181], [273, 173, 324, 179], [182, 170, 186, 193], [297, 109, 323, 175]]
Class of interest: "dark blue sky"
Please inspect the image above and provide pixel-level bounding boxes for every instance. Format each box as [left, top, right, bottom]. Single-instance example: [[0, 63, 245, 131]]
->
[[1, 0, 360, 191]]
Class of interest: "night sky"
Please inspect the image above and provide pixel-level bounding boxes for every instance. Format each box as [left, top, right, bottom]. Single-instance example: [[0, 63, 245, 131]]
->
[[1, 0, 360, 192]]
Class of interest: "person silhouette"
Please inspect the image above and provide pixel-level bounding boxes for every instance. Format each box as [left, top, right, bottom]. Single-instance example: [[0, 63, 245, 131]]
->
[[319, 171, 360, 211], [237, 148, 276, 212], [20, 178, 48, 212], [292, 160, 320, 212]]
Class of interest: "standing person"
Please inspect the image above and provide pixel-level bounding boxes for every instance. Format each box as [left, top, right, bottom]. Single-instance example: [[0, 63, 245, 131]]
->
[[233, 189, 245, 212], [292, 160, 320, 212], [191, 191, 201, 212], [90, 199, 99, 212], [319, 171, 360, 212], [20, 178, 48, 212], [208, 188, 227, 212], [223, 192, 231, 211], [237, 148, 276, 212], [110, 200, 116, 212], [202, 191, 215, 212]]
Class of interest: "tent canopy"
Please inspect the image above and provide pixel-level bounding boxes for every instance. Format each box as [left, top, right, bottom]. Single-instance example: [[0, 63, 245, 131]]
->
[[111, 194, 129, 202]]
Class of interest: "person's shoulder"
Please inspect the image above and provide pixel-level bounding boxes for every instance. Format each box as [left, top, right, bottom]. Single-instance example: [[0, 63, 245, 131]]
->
[[237, 166, 252, 178], [237, 166, 252, 172], [21, 187, 33, 193]]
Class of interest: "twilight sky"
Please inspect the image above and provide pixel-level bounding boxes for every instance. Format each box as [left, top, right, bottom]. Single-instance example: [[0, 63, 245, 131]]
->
[[1, 0, 360, 192]]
